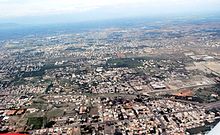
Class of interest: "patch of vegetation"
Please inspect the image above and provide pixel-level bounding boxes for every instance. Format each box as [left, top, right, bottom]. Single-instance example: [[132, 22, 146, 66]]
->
[[30, 99, 48, 110], [12, 78, 27, 86], [41, 64, 69, 71], [106, 57, 145, 68], [65, 47, 86, 52], [194, 85, 220, 103], [16, 64, 71, 79], [21, 70, 45, 78], [46, 108, 64, 118], [45, 83, 53, 94], [45, 121, 56, 128], [27, 117, 47, 130]]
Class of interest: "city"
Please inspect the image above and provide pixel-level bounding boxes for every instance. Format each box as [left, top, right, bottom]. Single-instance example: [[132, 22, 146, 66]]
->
[[0, 19, 220, 135]]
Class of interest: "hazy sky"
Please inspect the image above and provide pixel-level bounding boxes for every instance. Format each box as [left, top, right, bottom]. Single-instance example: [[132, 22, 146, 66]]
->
[[0, 0, 220, 24]]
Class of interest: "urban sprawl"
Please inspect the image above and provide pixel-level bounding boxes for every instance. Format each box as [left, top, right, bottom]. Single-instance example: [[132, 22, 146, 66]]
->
[[0, 21, 220, 135]]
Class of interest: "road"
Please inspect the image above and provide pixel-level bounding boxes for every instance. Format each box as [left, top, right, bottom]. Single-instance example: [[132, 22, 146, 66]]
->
[[204, 101, 220, 109]]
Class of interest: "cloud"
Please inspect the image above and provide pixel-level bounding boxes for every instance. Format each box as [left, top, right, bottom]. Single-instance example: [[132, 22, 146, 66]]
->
[[0, 0, 219, 18]]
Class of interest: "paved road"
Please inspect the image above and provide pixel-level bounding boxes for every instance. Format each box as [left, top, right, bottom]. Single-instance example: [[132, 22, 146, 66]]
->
[[204, 101, 220, 109], [147, 83, 216, 94]]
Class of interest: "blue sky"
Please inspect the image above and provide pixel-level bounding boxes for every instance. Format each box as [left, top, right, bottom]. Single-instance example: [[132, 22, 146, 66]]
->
[[0, 0, 220, 24]]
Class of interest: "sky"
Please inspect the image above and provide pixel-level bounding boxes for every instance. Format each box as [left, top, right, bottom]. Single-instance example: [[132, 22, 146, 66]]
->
[[0, 0, 220, 24]]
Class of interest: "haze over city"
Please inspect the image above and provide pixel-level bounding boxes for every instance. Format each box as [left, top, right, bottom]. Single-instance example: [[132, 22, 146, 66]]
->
[[0, 0, 220, 24]]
